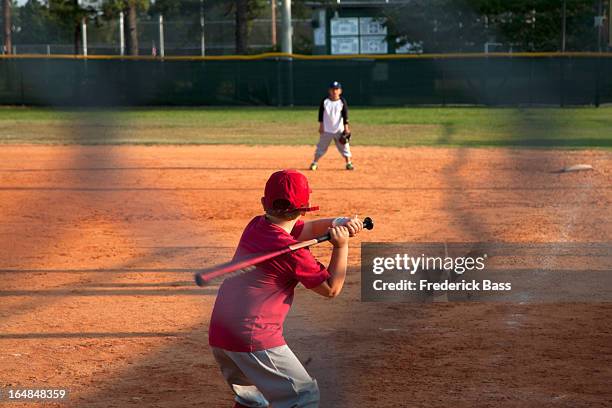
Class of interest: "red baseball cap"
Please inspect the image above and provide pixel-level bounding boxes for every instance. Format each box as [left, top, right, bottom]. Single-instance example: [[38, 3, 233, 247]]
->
[[263, 170, 319, 213]]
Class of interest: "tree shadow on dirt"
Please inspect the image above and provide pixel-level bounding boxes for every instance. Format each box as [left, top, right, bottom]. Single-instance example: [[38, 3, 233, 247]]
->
[[61, 325, 230, 408], [0, 288, 214, 297], [0, 109, 231, 407], [0, 332, 188, 340], [0, 166, 284, 172]]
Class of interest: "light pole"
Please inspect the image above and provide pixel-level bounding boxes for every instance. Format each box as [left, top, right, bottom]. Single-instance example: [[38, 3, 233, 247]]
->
[[200, 0, 205, 56], [281, 0, 292, 53], [81, 16, 87, 56], [280, 0, 293, 106], [271, 0, 277, 49], [561, 0, 566, 52], [2, 0, 11, 54], [159, 14, 165, 58], [119, 11, 125, 56], [598, 0, 603, 51]]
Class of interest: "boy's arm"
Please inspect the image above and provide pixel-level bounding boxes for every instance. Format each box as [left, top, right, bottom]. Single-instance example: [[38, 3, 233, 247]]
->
[[318, 98, 325, 133], [310, 226, 349, 298], [296, 217, 363, 241], [341, 97, 350, 132], [297, 218, 334, 241]]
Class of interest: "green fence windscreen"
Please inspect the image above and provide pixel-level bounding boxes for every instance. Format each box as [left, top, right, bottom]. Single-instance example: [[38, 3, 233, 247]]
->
[[0, 55, 610, 106]]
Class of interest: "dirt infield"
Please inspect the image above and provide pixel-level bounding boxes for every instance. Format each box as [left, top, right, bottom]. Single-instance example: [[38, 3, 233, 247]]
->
[[0, 145, 610, 407]]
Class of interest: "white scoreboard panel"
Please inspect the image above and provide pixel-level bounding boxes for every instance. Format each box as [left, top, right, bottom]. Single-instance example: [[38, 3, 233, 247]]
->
[[360, 36, 388, 54], [359, 18, 387, 36], [330, 18, 359, 37], [331, 37, 360, 55]]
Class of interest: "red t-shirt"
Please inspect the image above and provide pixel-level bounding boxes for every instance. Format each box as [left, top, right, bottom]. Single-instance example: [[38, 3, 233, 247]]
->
[[208, 216, 330, 352]]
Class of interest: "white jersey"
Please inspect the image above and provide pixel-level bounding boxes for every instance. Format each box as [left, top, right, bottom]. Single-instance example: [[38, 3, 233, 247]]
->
[[319, 97, 349, 134]]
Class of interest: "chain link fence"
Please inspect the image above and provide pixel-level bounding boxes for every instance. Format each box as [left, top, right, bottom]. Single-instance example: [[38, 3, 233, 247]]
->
[[3, 1, 610, 57], [7, 17, 313, 56]]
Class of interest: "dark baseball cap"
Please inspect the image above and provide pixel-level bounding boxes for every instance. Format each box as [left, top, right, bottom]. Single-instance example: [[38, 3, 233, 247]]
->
[[263, 170, 319, 213], [329, 81, 342, 89]]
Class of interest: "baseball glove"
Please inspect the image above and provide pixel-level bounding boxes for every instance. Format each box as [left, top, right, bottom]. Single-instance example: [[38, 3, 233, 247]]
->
[[339, 131, 352, 145]]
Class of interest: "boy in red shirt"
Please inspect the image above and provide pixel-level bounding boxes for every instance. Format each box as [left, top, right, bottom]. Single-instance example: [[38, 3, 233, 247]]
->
[[209, 169, 363, 408]]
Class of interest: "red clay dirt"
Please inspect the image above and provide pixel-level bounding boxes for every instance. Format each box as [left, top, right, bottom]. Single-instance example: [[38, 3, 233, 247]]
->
[[0, 145, 610, 408]]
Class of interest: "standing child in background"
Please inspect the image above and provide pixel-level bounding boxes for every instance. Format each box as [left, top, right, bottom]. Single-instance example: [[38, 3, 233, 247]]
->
[[209, 169, 363, 407], [310, 81, 354, 171]]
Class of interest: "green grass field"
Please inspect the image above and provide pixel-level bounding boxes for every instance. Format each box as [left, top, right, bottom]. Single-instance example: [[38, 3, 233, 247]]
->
[[0, 106, 610, 148]]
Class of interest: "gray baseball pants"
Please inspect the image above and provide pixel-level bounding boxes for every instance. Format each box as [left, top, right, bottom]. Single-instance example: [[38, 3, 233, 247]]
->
[[212, 345, 320, 407], [314, 132, 351, 160]]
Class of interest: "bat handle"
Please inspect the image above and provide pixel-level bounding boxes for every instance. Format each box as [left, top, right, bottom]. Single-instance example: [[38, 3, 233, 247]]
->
[[195, 273, 206, 287], [314, 216, 374, 244]]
